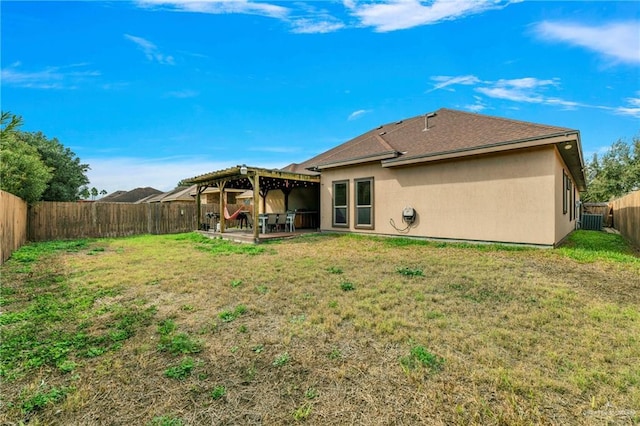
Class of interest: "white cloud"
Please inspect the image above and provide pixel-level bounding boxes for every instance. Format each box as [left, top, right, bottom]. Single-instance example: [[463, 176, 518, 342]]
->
[[291, 19, 345, 34], [464, 96, 489, 112], [124, 34, 175, 65], [137, 0, 348, 34], [429, 75, 561, 104], [533, 20, 640, 65], [136, 0, 289, 19], [428, 75, 481, 92], [345, 0, 512, 32], [348, 109, 372, 120], [614, 93, 640, 118], [429, 74, 640, 118], [1, 63, 100, 89], [476, 77, 559, 103], [135, 0, 512, 33]]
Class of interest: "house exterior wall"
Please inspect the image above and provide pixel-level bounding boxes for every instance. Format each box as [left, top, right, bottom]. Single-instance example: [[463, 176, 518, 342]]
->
[[554, 147, 580, 244], [320, 146, 569, 246], [265, 187, 319, 213]]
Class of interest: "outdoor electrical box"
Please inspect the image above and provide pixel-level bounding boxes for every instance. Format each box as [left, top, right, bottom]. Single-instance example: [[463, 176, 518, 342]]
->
[[402, 207, 416, 224]]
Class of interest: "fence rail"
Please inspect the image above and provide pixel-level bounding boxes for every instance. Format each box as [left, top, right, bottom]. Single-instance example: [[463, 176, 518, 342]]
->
[[1, 190, 28, 264], [27, 202, 221, 242], [609, 190, 640, 249]]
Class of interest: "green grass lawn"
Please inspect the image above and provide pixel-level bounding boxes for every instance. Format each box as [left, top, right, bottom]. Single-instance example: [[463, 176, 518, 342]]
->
[[1, 230, 638, 425]]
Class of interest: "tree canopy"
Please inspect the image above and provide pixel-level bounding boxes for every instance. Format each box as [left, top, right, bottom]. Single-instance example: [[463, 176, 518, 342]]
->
[[1, 112, 53, 203], [16, 131, 90, 201], [582, 135, 640, 202], [1, 111, 92, 203]]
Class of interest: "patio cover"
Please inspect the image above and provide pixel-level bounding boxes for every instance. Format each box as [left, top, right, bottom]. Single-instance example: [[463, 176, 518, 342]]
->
[[183, 165, 320, 242]]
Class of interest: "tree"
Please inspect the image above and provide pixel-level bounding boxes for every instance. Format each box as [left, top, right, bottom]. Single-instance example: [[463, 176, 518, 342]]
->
[[583, 135, 640, 202], [16, 131, 90, 201], [90, 187, 98, 200], [100, 189, 108, 197], [80, 186, 91, 200], [0, 112, 53, 203]]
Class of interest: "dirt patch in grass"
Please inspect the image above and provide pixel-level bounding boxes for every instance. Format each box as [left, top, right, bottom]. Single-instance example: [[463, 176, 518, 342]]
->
[[1, 232, 639, 425]]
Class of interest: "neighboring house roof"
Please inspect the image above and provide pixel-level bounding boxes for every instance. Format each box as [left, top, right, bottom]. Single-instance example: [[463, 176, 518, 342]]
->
[[236, 190, 254, 199], [141, 192, 167, 203], [140, 186, 193, 203], [297, 108, 585, 190], [135, 193, 160, 204], [97, 187, 162, 203], [97, 190, 127, 202], [158, 185, 196, 203]]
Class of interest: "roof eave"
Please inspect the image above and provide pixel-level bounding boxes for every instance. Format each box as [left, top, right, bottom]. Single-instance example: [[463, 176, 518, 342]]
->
[[308, 151, 399, 171], [381, 132, 578, 166]]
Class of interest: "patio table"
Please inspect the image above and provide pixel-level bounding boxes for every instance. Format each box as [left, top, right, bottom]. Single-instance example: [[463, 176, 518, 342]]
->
[[259, 214, 267, 234]]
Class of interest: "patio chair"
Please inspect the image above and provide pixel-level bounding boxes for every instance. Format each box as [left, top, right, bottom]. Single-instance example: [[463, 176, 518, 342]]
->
[[286, 212, 296, 232], [276, 213, 287, 232], [266, 214, 277, 233]]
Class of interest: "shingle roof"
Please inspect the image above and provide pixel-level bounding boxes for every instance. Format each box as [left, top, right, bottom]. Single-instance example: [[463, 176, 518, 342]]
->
[[97, 190, 127, 202], [157, 185, 195, 203], [96, 187, 162, 203], [298, 108, 578, 170]]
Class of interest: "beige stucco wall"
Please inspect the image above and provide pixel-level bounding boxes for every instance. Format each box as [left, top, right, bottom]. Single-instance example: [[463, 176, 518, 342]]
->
[[554, 147, 580, 244], [320, 146, 569, 246], [264, 187, 319, 213]]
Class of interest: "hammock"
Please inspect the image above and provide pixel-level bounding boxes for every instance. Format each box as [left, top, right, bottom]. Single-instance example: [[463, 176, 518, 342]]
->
[[223, 205, 246, 221]]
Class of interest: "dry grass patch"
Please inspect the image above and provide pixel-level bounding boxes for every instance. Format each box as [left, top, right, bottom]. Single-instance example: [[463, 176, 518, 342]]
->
[[1, 231, 638, 425]]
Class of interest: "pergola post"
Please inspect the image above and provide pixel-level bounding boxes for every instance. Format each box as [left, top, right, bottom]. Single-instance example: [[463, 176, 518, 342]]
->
[[196, 185, 202, 230], [248, 172, 260, 242], [218, 182, 226, 233]]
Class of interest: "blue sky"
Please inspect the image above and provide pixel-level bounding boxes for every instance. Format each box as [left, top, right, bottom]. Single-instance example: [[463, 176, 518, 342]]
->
[[2, 0, 639, 195]]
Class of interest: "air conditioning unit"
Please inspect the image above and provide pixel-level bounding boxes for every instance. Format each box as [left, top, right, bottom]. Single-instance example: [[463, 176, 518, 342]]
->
[[581, 214, 603, 231]]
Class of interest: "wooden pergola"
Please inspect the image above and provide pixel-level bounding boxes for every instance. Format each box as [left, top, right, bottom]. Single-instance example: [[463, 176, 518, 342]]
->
[[183, 165, 320, 242]]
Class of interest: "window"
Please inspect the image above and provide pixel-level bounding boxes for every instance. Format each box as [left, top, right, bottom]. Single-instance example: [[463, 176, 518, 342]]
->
[[355, 178, 373, 228], [562, 171, 568, 215], [332, 180, 348, 227]]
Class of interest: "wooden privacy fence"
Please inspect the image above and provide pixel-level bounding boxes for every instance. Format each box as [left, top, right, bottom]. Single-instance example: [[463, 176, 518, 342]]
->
[[28, 202, 220, 242], [1, 190, 28, 264], [609, 190, 640, 249]]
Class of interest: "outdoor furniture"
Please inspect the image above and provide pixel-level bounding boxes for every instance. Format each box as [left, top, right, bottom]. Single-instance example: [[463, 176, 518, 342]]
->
[[266, 214, 277, 233], [245, 213, 253, 229], [276, 213, 287, 232], [286, 212, 296, 232], [259, 214, 268, 234], [237, 212, 248, 229]]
